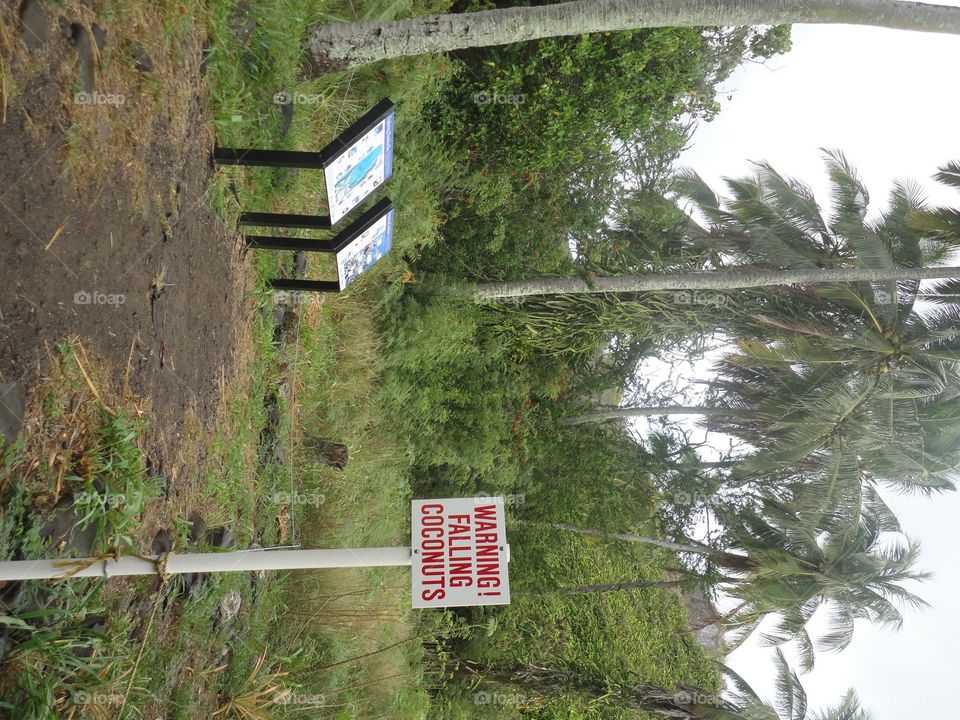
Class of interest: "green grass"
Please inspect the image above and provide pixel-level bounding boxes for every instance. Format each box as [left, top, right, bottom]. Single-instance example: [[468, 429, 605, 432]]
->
[[0, 343, 158, 717], [1, 1, 725, 717]]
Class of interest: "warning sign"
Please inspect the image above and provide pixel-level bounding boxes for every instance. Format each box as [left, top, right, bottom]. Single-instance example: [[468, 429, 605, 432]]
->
[[411, 498, 511, 609]]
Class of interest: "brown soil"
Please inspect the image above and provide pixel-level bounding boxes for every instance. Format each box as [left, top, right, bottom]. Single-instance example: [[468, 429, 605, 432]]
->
[[0, 1, 251, 462]]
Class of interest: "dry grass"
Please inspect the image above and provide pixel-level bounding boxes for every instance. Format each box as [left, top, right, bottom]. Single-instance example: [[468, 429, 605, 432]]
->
[[63, 0, 208, 210], [213, 650, 291, 720], [3, 339, 138, 504], [0, 3, 18, 124], [1, 0, 211, 215]]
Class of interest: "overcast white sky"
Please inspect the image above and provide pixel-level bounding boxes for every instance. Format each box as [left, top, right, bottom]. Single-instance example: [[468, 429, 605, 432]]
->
[[675, 13, 960, 719]]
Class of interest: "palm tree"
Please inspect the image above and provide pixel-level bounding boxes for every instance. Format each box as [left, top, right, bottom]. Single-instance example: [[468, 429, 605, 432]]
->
[[469, 650, 869, 719], [305, 0, 960, 70], [561, 155, 960, 501], [473, 264, 960, 302], [537, 493, 928, 670]]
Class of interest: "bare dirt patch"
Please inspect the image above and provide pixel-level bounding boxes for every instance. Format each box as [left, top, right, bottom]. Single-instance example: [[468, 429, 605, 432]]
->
[[0, 0, 252, 463]]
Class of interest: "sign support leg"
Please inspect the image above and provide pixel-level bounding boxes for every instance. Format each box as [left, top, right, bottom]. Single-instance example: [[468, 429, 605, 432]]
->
[[0, 547, 413, 581]]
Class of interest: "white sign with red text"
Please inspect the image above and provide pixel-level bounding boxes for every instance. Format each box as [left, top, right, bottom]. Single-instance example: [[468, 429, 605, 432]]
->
[[411, 498, 511, 608]]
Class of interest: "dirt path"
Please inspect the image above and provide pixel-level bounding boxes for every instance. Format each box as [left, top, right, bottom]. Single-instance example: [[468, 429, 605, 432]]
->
[[0, 0, 250, 460]]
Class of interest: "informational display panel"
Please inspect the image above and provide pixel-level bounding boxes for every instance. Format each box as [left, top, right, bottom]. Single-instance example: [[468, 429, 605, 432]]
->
[[335, 206, 395, 290], [411, 498, 511, 609], [324, 109, 395, 225]]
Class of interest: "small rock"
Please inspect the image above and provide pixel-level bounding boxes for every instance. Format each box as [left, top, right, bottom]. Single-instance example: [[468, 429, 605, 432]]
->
[[91, 23, 106, 51], [279, 101, 294, 140], [58, 16, 72, 40], [145, 452, 163, 479], [39, 504, 97, 556], [84, 614, 108, 634], [0, 580, 25, 612], [179, 572, 204, 595], [228, 0, 256, 44], [0, 382, 26, 448], [187, 512, 207, 544], [19, 0, 49, 50], [205, 527, 235, 549], [200, 42, 213, 77], [219, 590, 242, 623], [70, 24, 96, 94], [265, 395, 280, 428], [129, 43, 153, 73], [293, 250, 307, 278], [152, 529, 172, 554], [145, 452, 169, 498]]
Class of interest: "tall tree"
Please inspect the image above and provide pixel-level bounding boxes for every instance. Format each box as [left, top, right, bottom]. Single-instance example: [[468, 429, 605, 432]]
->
[[472, 265, 960, 302], [539, 493, 929, 670], [559, 156, 960, 499], [470, 651, 869, 719], [306, 0, 960, 70]]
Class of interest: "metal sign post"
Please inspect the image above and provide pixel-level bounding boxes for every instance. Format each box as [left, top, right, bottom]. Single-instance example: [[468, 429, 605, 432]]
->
[[0, 547, 413, 581], [0, 497, 512, 611], [253, 198, 395, 293], [214, 98, 396, 228]]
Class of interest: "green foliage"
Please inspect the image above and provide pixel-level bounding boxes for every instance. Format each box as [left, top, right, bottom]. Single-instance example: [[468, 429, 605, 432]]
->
[[0, 347, 156, 717]]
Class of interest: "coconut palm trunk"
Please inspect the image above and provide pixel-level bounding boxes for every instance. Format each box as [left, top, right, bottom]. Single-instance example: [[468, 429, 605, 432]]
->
[[472, 265, 960, 302], [470, 663, 727, 718], [562, 405, 734, 425], [566, 578, 689, 593], [541, 522, 755, 572], [306, 0, 960, 70]]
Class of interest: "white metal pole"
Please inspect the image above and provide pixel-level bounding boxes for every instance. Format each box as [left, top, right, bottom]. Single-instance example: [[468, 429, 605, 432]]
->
[[0, 546, 413, 581]]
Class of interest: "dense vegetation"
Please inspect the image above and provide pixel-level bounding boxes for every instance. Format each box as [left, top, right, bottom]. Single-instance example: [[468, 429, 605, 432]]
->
[[2, 0, 956, 718]]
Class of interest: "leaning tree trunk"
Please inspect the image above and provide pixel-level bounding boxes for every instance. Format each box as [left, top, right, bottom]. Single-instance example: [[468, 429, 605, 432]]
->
[[302, 437, 349, 469], [471, 663, 731, 719], [562, 405, 733, 425], [541, 522, 756, 572], [473, 265, 960, 302], [566, 577, 689, 593], [306, 0, 960, 71]]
